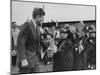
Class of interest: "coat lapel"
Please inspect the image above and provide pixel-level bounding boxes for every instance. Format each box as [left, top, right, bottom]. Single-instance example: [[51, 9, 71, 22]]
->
[[29, 20, 40, 41], [29, 20, 37, 39]]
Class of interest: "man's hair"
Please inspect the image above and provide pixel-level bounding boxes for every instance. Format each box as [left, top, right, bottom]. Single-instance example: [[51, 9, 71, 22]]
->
[[32, 8, 45, 19]]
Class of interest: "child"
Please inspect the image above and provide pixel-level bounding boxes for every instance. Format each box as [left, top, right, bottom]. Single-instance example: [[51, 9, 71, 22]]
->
[[46, 37, 57, 64]]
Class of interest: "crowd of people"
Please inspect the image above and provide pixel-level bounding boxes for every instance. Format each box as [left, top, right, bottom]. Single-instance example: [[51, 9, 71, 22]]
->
[[11, 8, 96, 74]]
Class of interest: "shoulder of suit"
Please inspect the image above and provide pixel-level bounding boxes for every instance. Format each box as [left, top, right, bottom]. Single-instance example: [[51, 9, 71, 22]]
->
[[23, 21, 30, 28], [18, 21, 31, 35], [21, 21, 32, 32]]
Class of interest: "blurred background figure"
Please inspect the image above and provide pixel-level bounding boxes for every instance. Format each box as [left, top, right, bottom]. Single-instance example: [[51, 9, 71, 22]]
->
[[11, 21, 20, 74]]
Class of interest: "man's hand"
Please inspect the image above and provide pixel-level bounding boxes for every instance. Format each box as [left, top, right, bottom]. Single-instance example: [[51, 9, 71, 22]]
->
[[12, 50, 16, 56], [21, 59, 28, 67]]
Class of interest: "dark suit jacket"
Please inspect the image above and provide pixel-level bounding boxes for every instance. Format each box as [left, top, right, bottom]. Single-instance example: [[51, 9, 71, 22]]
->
[[53, 39, 73, 71], [73, 36, 88, 70], [17, 20, 41, 68]]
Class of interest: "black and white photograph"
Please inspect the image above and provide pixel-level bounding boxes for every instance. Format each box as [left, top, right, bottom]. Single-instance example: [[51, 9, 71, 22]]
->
[[11, 0, 96, 74]]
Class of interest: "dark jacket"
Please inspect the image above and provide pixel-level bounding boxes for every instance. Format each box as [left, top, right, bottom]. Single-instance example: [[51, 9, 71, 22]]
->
[[73, 36, 88, 70], [17, 20, 41, 68], [53, 39, 73, 71]]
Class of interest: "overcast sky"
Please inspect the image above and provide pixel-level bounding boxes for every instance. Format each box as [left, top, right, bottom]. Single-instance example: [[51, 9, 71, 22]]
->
[[12, 1, 95, 25]]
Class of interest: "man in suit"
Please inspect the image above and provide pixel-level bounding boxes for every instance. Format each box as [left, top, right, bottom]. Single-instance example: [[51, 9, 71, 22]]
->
[[17, 8, 46, 74]]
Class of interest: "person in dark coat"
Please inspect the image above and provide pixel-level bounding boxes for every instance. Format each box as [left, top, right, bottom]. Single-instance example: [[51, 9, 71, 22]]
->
[[53, 31, 74, 72], [73, 34, 88, 70], [16, 8, 47, 74], [86, 32, 96, 68], [11, 22, 20, 67]]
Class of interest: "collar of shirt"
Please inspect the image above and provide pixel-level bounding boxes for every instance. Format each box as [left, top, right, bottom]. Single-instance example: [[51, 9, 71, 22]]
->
[[32, 18, 37, 29]]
